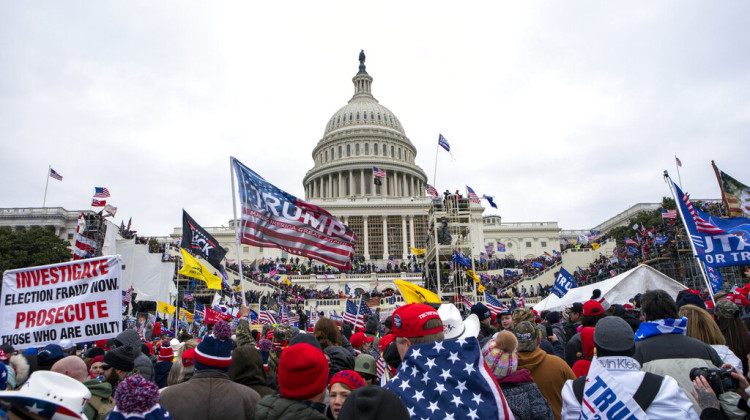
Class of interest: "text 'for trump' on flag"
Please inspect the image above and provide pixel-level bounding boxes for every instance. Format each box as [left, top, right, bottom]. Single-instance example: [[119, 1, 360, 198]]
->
[[232, 157, 356, 270]]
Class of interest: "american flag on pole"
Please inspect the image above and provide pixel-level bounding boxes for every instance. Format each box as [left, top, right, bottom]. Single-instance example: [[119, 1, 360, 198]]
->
[[91, 199, 106, 207], [194, 302, 205, 318], [425, 184, 439, 198], [183, 291, 194, 302], [259, 305, 277, 325], [466, 186, 481, 204], [49, 168, 63, 181], [343, 299, 358, 325], [372, 167, 386, 178], [122, 286, 133, 303], [661, 208, 677, 219], [484, 291, 508, 315], [232, 157, 356, 270], [459, 294, 474, 312], [355, 298, 371, 330], [677, 185, 725, 234], [519, 292, 525, 308], [279, 306, 289, 325], [93, 187, 111, 198], [289, 311, 300, 325]]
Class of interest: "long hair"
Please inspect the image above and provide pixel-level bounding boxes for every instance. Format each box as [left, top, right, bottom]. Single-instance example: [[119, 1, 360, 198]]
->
[[717, 313, 750, 374], [678, 304, 725, 345], [314, 318, 343, 350]]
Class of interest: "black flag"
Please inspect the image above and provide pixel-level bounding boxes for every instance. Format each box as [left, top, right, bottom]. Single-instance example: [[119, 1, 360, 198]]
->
[[181, 210, 227, 271]]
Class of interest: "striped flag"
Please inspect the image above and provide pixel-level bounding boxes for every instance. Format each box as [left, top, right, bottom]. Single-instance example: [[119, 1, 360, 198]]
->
[[373, 167, 386, 178], [356, 298, 371, 330], [91, 199, 106, 207], [678, 187, 725, 234], [49, 168, 63, 181], [232, 158, 356, 270], [460, 294, 474, 312], [466, 186, 481, 204], [661, 209, 677, 219], [343, 299, 358, 325], [484, 291, 507, 315], [425, 184, 439, 198], [93, 187, 111, 198], [122, 286, 134, 304], [194, 302, 205, 318], [438, 134, 450, 152], [280, 306, 289, 325], [259, 305, 277, 325], [289, 311, 300, 325], [519, 292, 525, 308], [376, 357, 386, 382]]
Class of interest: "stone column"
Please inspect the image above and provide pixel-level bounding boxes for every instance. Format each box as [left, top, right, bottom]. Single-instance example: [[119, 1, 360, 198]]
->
[[360, 169, 365, 196], [409, 215, 416, 248], [401, 215, 408, 259], [339, 172, 344, 198], [349, 170, 353, 196], [363, 217, 370, 259], [328, 173, 333, 198], [382, 216, 389, 259]]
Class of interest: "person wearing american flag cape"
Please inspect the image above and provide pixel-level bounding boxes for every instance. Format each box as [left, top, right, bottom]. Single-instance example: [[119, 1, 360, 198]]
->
[[383, 303, 514, 419]]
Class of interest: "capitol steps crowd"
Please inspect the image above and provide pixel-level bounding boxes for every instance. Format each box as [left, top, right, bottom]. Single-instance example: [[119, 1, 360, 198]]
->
[[6, 276, 750, 419]]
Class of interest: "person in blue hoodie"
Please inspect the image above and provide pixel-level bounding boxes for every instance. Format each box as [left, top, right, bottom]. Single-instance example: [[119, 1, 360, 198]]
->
[[154, 340, 174, 388]]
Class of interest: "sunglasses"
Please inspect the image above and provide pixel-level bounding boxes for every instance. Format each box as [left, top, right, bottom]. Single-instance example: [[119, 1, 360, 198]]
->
[[101, 364, 112, 370]]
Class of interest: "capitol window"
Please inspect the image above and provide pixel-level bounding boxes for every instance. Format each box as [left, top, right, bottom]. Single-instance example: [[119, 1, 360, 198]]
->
[[365, 143, 369, 155], [383, 144, 387, 155], [526, 241, 532, 248], [374, 143, 378, 155], [338, 146, 342, 158], [363, 112, 367, 120], [347, 145, 351, 156], [378, 113, 381, 121], [331, 148, 334, 160], [398, 148, 401, 159], [391, 145, 394, 157], [541, 241, 547, 247], [325, 150, 328, 162], [356, 144, 360, 155], [356, 112, 360, 120]]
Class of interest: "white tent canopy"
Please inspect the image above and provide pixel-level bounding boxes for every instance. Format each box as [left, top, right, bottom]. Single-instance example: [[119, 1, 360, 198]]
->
[[533, 264, 688, 312]]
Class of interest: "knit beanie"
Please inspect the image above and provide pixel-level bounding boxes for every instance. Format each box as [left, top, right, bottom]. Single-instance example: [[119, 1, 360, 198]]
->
[[108, 375, 174, 420], [103, 346, 135, 372], [158, 340, 174, 362], [278, 343, 329, 400], [86, 346, 105, 359], [329, 370, 366, 391], [194, 320, 233, 371], [594, 316, 635, 355], [470, 302, 492, 322], [482, 330, 518, 378], [338, 385, 410, 420]]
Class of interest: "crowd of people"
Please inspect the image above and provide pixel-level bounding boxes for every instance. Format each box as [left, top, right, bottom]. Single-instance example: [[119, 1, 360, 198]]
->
[[6, 283, 750, 419]]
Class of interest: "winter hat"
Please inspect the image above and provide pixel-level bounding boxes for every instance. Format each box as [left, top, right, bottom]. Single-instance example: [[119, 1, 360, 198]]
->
[[195, 320, 233, 371], [288, 332, 322, 350], [583, 300, 604, 317], [86, 346, 105, 359], [338, 385, 410, 420], [181, 347, 196, 367], [365, 317, 379, 335], [103, 345, 136, 372], [569, 302, 584, 315], [274, 325, 293, 344], [0, 371, 90, 419], [354, 354, 377, 377], [512, 308, 536, 325], [716, 300, 740, 319], [169, 338, 181, 354], [545, 311, 561, 324], [329, 370, 366, 391], [470, 302, 492, 322], [391, 303, 442, 338], [158, 340, 174, 362], [278, 343, 329, 400], [482, 330, 518, 378], [350, 332, 374, 349], [594, 316, 635, 355], [677, 293, 706, 310], [108, 375, 174, 420], [513, 321, 538, 352]]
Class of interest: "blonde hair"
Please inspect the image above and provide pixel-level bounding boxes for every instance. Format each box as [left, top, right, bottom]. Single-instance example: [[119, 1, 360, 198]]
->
[[679, 304, 725, 345]]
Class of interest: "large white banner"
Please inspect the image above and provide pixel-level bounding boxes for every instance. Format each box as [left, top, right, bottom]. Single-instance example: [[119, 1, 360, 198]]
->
[[1, 255, 123, 349]]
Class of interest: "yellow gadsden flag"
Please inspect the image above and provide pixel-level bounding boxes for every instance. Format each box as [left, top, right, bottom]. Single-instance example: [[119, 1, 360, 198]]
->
[[178, 248, 223, 290], [591, 243, 600, 250], [179, 308, 194, 323], [157, 301, 176, 315], [410, 247, 426, 256], [466, 269, 480, 283], [394, 279, 441, 304]]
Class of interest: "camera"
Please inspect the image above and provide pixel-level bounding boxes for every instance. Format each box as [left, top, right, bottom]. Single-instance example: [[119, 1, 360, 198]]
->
[[689, 367, 739, 395]]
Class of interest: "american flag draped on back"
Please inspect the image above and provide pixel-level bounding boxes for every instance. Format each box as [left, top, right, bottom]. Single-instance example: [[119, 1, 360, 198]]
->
[[232, 157, 356, 270], [384, 337, 514, 419]]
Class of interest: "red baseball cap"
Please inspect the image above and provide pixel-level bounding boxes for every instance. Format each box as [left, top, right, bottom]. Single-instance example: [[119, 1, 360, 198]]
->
[[378, 333, 395, 352], [583, 300, 604, 317], [350, 332, 374, 348], [391, 303, 443, 338]]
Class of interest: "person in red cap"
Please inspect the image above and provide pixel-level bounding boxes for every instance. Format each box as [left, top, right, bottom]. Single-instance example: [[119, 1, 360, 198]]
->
[[349, 332, 374, 356], [154, 340, 174, 389], [327, 370, 366, 419], [564, 300, 606, 367], [255, 342, 330, 420], [390, 303, 444, 360]]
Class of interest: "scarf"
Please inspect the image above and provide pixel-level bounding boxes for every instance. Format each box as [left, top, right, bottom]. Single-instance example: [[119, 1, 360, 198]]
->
[[634, 317, 687, 341]]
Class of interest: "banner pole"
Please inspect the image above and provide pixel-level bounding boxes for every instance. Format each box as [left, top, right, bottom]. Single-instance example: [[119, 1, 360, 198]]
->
[[43, 165, 51, 208], [230, 157, 248, 306]]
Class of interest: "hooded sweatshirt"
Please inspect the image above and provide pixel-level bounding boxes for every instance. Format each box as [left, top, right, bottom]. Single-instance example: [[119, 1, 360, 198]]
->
[[82, 379, 114, 420], [228, 346, 275, 398], [115, 329, 154, 382], [518, 347, 576, 420]]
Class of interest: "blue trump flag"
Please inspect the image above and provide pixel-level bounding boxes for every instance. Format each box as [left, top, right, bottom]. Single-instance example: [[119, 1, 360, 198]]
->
[[551, 268, 577, 298], [654, 236, 670, 245], [670, 177, 750, 268], [532, 261, 543, 269], [705, 264, 723, 294]]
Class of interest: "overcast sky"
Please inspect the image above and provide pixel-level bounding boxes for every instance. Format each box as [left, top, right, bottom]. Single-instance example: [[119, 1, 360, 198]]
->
[[2, 2, 749, 236]]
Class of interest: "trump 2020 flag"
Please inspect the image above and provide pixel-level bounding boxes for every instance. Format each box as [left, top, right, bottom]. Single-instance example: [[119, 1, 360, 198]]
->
[[182, 210, 227, 272], [232, 157, 356, 270], [384, 337, 513, 419], [551, 267, 577, 298]]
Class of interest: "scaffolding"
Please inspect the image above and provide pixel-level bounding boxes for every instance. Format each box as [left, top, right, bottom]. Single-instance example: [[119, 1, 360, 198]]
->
[[423, 195, 478, 301]]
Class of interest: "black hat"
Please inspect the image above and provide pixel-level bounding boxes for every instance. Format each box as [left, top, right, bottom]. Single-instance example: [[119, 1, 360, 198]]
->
[[569, 302, 584, 314], [103, 346, 135, 372], [470, 302, 491, 322], [338, 385, 410, 420], [545, 311, 561, 324]]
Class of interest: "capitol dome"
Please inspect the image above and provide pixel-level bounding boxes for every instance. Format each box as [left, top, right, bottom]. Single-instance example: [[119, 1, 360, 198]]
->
[[303, 51, 428, 201]]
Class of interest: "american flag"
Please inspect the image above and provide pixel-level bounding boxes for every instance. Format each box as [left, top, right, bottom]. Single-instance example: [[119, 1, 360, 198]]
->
[[91, 199, 106, 207], [183, 291, 194, 302], [343, 299, 358, 325], [438, 133, 451, 152], [232, 158, 356, 270], [259, 305, 277, 325], [425, 183, 439, 198], [466, 186, 481, 204], [373, 167, 386, 178], [49, 168, 63, 181], [122, 286, 133, 303], [484, 291, 507, 315], [93, 187, 111, 198], [376, 357, 386, 382], [676, 184, 725, 234], [280, 307, 289, 325], [519, 292, 525, 307], [384, 337, 513, 419], [356, 299, 372, 330], [289, 311, 300, 325], [194, 301, 205, 317], [676, 156, 682, 167], [459, 295, 474, 312]]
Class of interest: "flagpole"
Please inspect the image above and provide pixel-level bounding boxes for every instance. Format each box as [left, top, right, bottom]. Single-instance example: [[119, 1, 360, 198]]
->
[[711, 160, 730, 217], [675, 155, 683, 190], [229, 157, 248, 306], [664, 171, 715, 303], [42, 165, 51, 208], [432, 139, 439, 191]]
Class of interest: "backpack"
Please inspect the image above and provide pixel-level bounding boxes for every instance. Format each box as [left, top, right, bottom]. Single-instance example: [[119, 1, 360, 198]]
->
[[572, 372, 663, 411]]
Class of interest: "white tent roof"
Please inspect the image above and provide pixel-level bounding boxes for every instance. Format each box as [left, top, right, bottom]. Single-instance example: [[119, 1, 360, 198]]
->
[[533, 264, 687, 312]]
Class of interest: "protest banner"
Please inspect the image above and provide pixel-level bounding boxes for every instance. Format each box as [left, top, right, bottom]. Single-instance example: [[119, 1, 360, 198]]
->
[[204, 306, 233, 324], [1, 255, 123, 349]]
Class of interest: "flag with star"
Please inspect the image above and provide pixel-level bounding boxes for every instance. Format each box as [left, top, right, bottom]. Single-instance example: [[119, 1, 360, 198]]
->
[[384, 337, 513, 419]]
